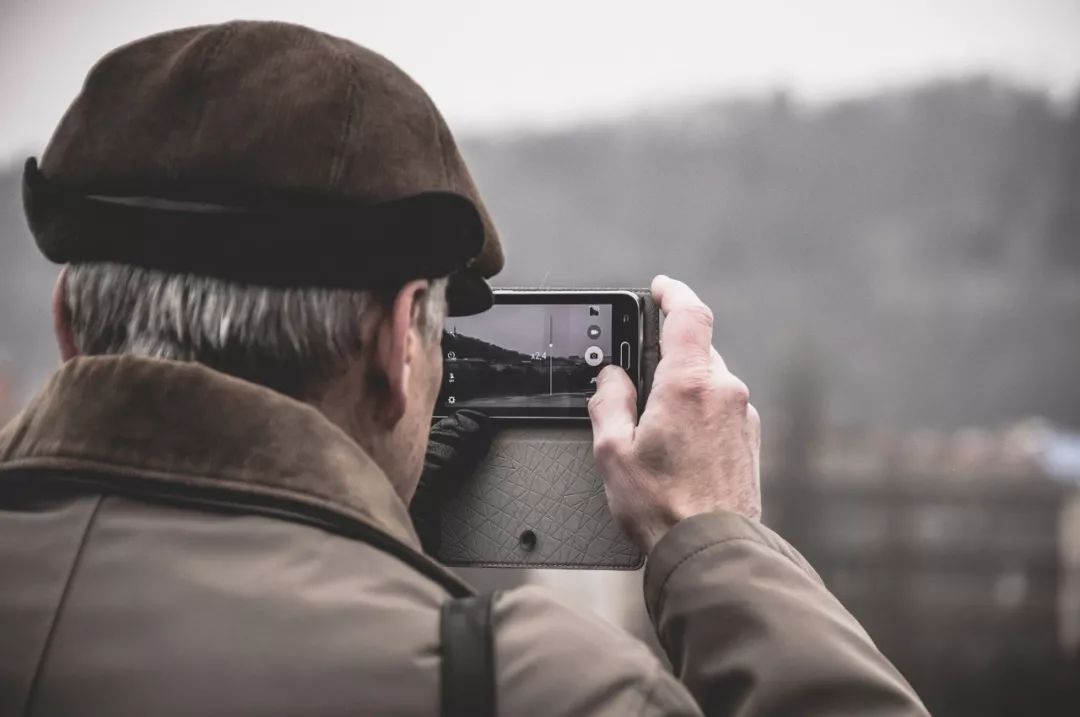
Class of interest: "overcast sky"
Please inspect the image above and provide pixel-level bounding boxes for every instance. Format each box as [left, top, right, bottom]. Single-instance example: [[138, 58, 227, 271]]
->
[[2, 0, 1078, 161]]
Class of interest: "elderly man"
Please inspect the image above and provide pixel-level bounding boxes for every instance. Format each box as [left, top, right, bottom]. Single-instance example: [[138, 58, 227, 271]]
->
[[0, 20, 928, 717]]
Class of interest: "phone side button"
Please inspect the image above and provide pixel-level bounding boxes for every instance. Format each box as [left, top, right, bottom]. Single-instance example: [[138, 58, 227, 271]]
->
[[620, 341, 631, 368]]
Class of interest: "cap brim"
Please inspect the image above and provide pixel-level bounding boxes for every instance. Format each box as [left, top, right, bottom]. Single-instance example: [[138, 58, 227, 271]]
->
[[446, 269, 493, 316]]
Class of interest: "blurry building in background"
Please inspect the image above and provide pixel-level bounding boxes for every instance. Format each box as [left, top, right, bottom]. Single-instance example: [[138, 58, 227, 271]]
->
[[770, 416, 1080, 715]]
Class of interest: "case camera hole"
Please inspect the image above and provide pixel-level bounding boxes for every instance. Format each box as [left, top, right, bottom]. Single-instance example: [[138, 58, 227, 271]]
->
[[519, 529, 538, 551]]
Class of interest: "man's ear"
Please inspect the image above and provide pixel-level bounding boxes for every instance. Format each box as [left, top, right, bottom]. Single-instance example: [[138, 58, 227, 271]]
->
[[370, 279, 432, 428], [53, 267, 79, 361]]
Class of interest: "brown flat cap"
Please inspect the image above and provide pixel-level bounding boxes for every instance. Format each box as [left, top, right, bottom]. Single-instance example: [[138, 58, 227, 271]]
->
[[23, 20, 503, 315]]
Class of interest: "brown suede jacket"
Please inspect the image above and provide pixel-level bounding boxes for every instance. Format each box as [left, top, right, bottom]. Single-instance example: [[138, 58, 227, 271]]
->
[[0, 356, 929, 716]]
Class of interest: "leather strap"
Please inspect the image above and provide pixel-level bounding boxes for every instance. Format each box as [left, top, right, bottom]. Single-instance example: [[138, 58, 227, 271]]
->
[[440, 592, 498, 717]]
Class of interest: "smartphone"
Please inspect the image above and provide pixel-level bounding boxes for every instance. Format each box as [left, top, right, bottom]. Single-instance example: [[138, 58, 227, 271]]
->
[[436, 290, 643, 419]]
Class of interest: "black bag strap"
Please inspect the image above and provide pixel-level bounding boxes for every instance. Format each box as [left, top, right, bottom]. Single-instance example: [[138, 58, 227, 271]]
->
[[440, 591, 498, 717]]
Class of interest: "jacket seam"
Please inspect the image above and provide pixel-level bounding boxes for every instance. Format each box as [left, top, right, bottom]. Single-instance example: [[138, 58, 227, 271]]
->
[[0, 455, 408, 545], [21, 493, 105, 717], [634, 663, 668, 717], [0, 467, 476, 599], [0, 449, 368, 514], [651, 535, 814, 621]]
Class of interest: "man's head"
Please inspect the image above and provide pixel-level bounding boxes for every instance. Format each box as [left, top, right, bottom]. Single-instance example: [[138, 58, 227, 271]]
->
[[26, 20, 506, 503], [53, 263, 447, 502]]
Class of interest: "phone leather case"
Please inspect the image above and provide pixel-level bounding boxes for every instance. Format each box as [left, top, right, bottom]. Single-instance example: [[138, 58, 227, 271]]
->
[[435, 289, 659, 569]]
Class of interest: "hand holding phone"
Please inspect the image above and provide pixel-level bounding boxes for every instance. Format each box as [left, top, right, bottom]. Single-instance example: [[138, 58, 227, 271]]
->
[[430, 288, 658, 569], [588, 275, 762, 553]]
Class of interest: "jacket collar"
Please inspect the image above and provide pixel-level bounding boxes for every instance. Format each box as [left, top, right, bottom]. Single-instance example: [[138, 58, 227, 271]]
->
[[0, 355, 423, 551]]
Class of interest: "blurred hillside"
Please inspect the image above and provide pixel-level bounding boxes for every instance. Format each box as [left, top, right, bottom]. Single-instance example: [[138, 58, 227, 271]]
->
[[461, 77, 1080, 430], [2, 76, 1078, 430]]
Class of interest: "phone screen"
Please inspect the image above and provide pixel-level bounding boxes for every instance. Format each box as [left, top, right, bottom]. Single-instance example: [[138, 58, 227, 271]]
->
[[437, 291, 641, 418]]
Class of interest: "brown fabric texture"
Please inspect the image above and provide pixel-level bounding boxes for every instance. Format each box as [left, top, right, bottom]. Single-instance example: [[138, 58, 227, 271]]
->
[[0, 357, 929, 715], [644, 513, 931, 716], [0, 355, 422, 550], [24, 21, 502, 311]]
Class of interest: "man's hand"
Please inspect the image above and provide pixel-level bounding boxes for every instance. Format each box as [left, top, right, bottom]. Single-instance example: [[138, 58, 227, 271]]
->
[[588, 275, 761, 553]]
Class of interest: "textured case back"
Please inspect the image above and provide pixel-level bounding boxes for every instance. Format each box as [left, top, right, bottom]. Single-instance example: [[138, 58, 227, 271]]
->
[[435, 289, 659, 569], [438, 425, 640, 568]]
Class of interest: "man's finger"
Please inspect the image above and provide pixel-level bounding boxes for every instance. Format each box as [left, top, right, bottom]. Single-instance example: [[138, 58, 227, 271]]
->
[[588, 365, 638, 464], [652, 274, 714, 364]]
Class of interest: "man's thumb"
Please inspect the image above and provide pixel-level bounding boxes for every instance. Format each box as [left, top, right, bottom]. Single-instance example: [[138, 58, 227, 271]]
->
[[588, 365, 638, 461]]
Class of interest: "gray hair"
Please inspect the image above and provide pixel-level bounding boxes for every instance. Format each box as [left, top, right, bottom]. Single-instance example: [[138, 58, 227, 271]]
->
[[64, 263, 447, 398]]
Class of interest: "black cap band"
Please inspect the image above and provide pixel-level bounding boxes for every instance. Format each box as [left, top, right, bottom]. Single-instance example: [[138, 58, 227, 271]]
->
[[22, 157, 491, 314]]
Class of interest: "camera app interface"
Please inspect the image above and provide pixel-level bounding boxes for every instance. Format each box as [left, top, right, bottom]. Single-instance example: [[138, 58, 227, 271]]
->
[[439, 303, 613, 412]]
